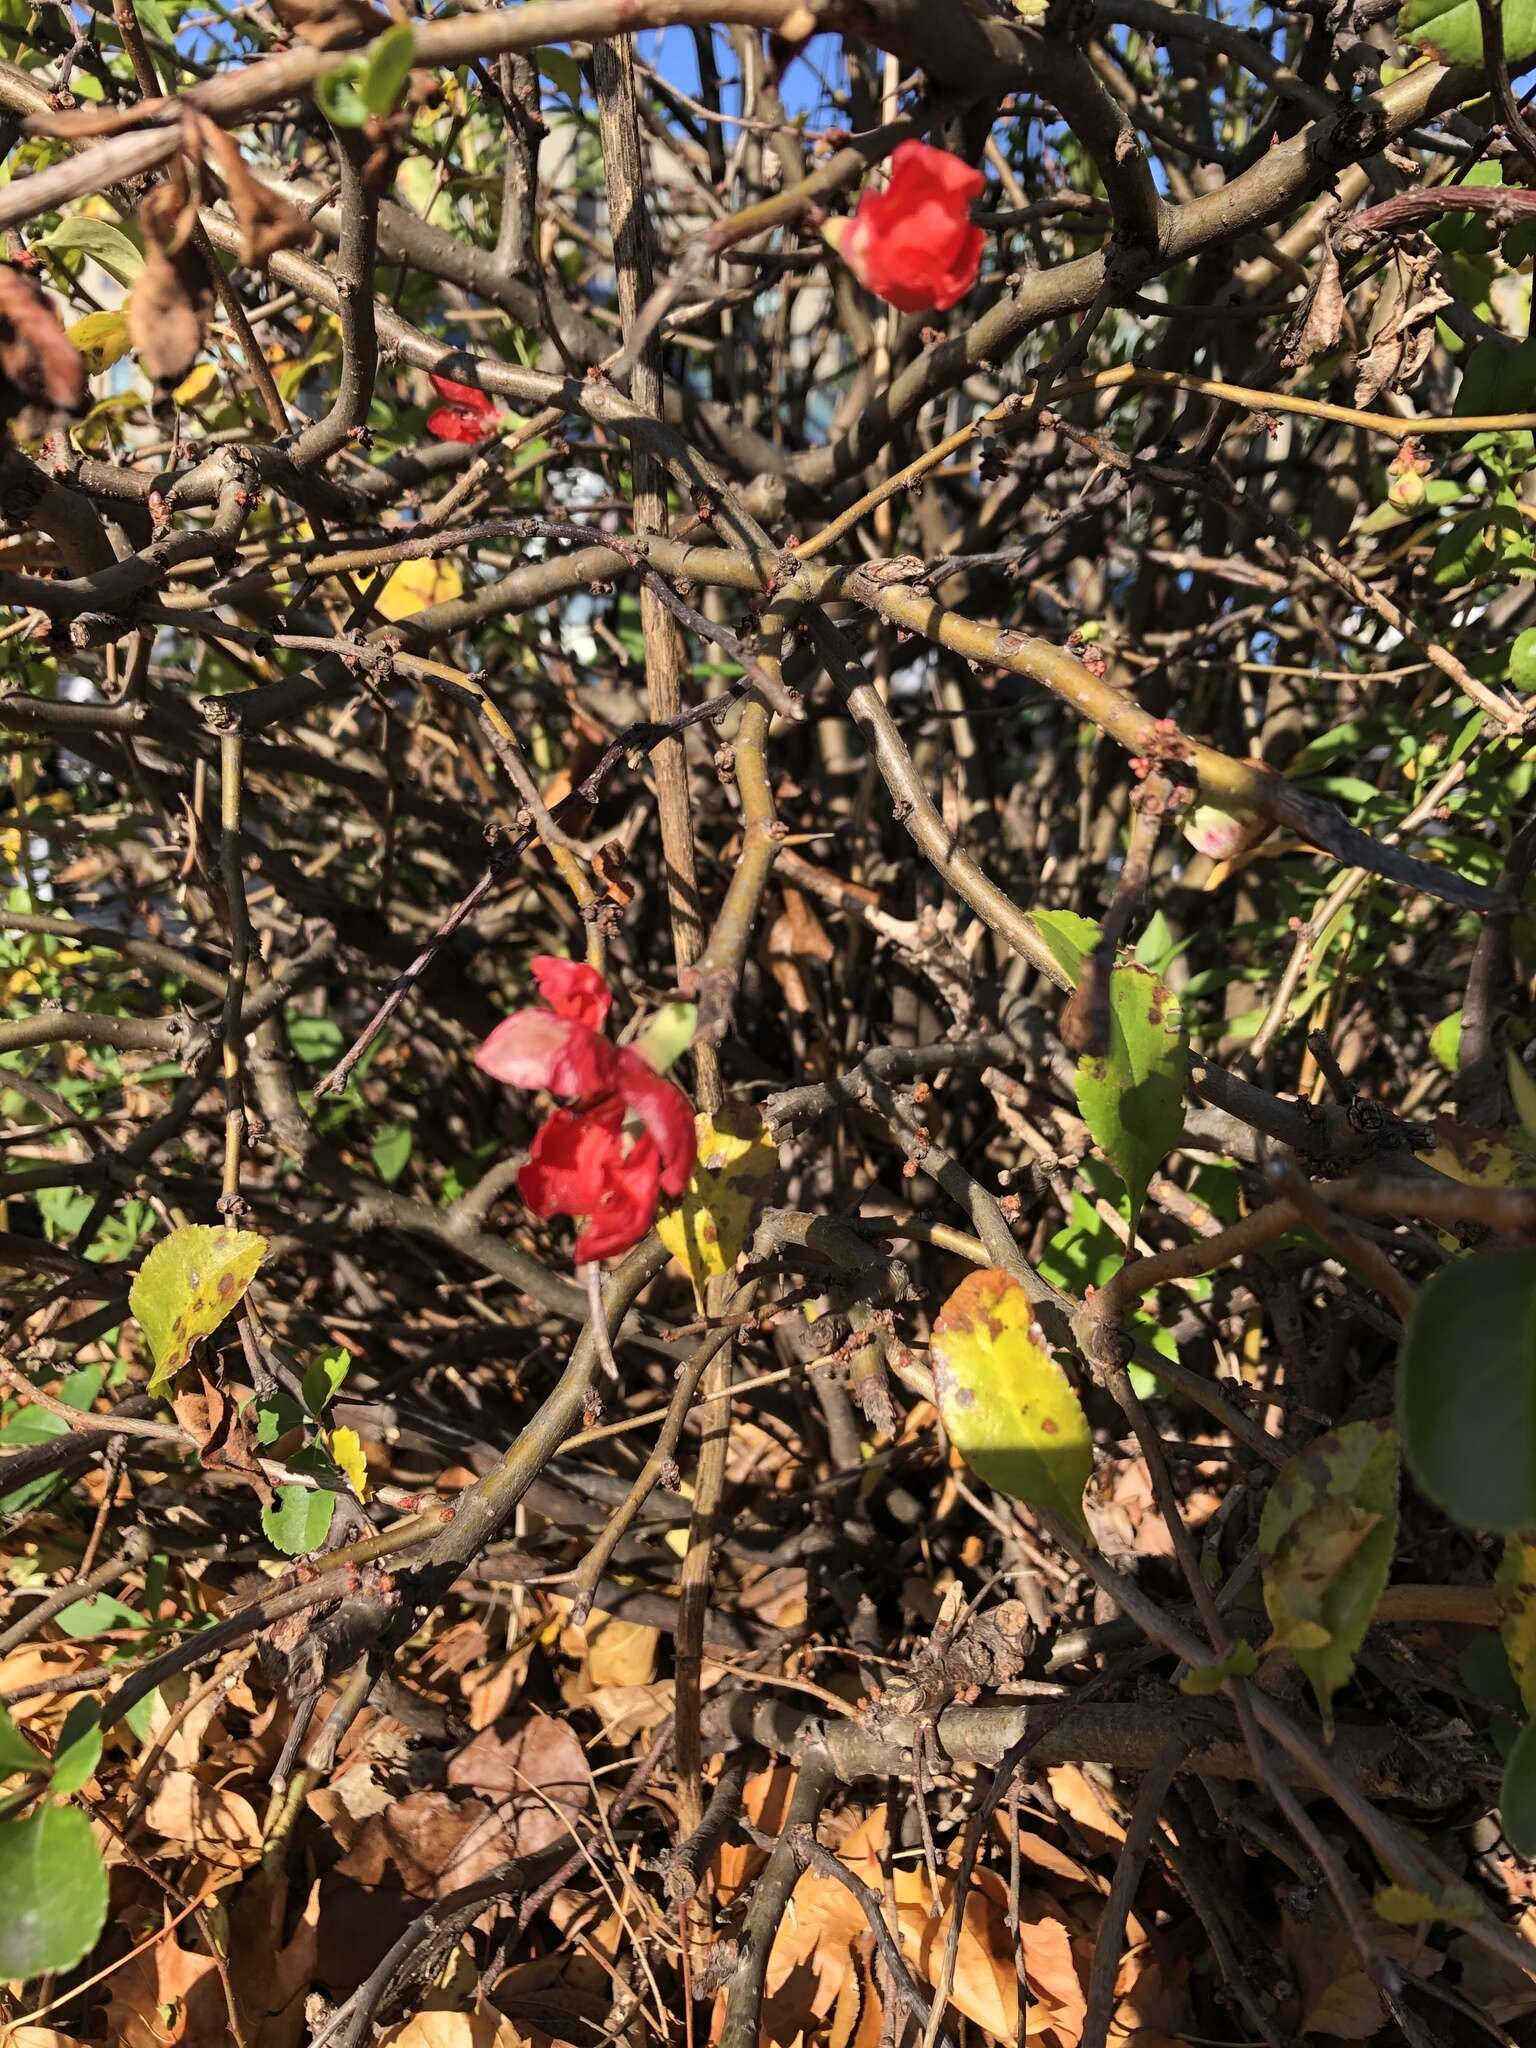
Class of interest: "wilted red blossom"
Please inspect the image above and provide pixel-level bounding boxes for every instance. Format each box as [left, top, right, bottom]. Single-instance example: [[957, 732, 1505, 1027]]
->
[[835, 141, 985, 314], [476, 957, 695, 1262], [426, 372, 504, 444]]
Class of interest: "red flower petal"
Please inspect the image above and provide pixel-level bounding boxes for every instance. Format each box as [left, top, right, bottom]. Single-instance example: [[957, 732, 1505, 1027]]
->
[[519, 1099, 626, 1218], [572, 1131, 662, 1261], [531, 955, 612, 1032], [426, 404, 495, 444], [476, 1010, 618, 1098], [838, 141, 985, 314], [614, 1048, 697, 1197], [429, 372, 498, 414]]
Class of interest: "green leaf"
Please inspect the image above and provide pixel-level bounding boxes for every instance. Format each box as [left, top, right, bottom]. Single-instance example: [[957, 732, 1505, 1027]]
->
[[1461, 1630, 1524, 1715], [360, 22, 414, 112], [1074, 963, 1186, 1225], [301, 1345, 350, 1417], [1508, 1050, 1536, 1140], [371, 1123, 412, 1184], [930, 1267, 1093, 1537], [1430, 1008, 1463, 1073], [1178, 1640, 1259, 1695], [1402, 0, 1536, 67], [261, 1462, 337, 1555], [315, 57, 371, 127], [1504, 1716, 1536, 1855], [1454, 335, 1536, 420], [0, 1701, 45, 1778], [287, 1013, 344, 1064], [534, 43, 583, 101], [1400, 1250, 1536, 1532], [129, 1224, 268, 1394], [1510, 628, 1536, 692], [1260, 1420, 1399, 1735], [1025, 909, 1100, 988], [631, 1000, 698, 1076], [1498, 1537, 1536, 1714], [49, 1702, 102, 1797], [0, 1805, 108, 1979], [55, 1592, 140, 1639], [36, 215, 143, 285]]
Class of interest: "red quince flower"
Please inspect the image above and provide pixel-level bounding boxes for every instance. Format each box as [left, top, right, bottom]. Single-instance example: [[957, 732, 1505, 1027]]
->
[[426, 372, 504, 444], [834, 141, 985, 314], [476, 956, 696, 1262]]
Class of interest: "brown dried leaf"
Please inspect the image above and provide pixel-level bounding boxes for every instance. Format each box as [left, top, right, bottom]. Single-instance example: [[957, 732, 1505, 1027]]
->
[[0, 265, 87, 424], [195, 116, 309, 268], [1285, 241, 1345, 367], [143, 1770, 263, 1867], [334, 1789, 514, 1898], [444, 1711, 589, 1856], [1281, 1892, 1440, 2039], [128, 238, 212, 390], [268, 0, 388, 46], [378, 2007, 533, 2048]]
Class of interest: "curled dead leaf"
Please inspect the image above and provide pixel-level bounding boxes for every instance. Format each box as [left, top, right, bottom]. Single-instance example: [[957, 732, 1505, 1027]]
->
[[195, 116, 310, 268], [0, 265, 87, 426], [268, 0, 389, 45]]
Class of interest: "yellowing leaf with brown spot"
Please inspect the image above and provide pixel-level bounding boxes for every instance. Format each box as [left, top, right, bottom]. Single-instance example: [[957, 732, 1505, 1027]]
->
[[68, 310, 131, 375], [375, 555, 463, 621], [657, 1104, 778, 1310], [129, 1225, 267, 1394], [929, 1267, 1093, 1537]]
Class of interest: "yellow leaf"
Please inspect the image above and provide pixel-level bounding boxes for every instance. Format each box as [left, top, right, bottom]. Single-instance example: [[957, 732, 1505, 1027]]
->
[[329, 1425, 369, 1500], [656, 1105, 778, 1311], [929, 1268, 1093, 1536], [129, 1225, 268, 1394], [67, 310, 131, 375], [172, 360, 219, 406], [375, 555, 463, 622]]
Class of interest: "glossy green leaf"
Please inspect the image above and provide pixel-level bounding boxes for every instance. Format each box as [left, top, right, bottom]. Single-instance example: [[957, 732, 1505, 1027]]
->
[[1260, 1419, 1399, 1735], [55, 1592, 140, 1639], [1400, 1250, 1536, 1532], [1503, 1716, 1536, 1855], [0, 1700, 45, 1778], [1510, 628, 1536, 692], [129, 1225, 268, 1394], [49, 1702, 102, 1797], [1430, 1008, 1463, 1073], [371, 1123, 412, 1184], [261, 1457, 337, 1555], [1402, 0, 1536, 68], [1454, 335, 1536, 419], [36, 215, 143, 285], [0, 1805, 108, 1979], [1025, 909, 1100, 988], [302, 1345, 351, 1418], [1074, 963, 1186, 1224], [930, 1267, 1093, 1537], [315, 57, 371, 128], [360, 23, 414, 113]]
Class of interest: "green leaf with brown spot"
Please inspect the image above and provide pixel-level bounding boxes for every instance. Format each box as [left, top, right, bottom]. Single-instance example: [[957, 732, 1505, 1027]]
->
[[1074, 963, 1186, 1225], [930, 1267, 1094, 1538], [1260, 1419, 1399, 1736], [129, 1225, 268, 1395]]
